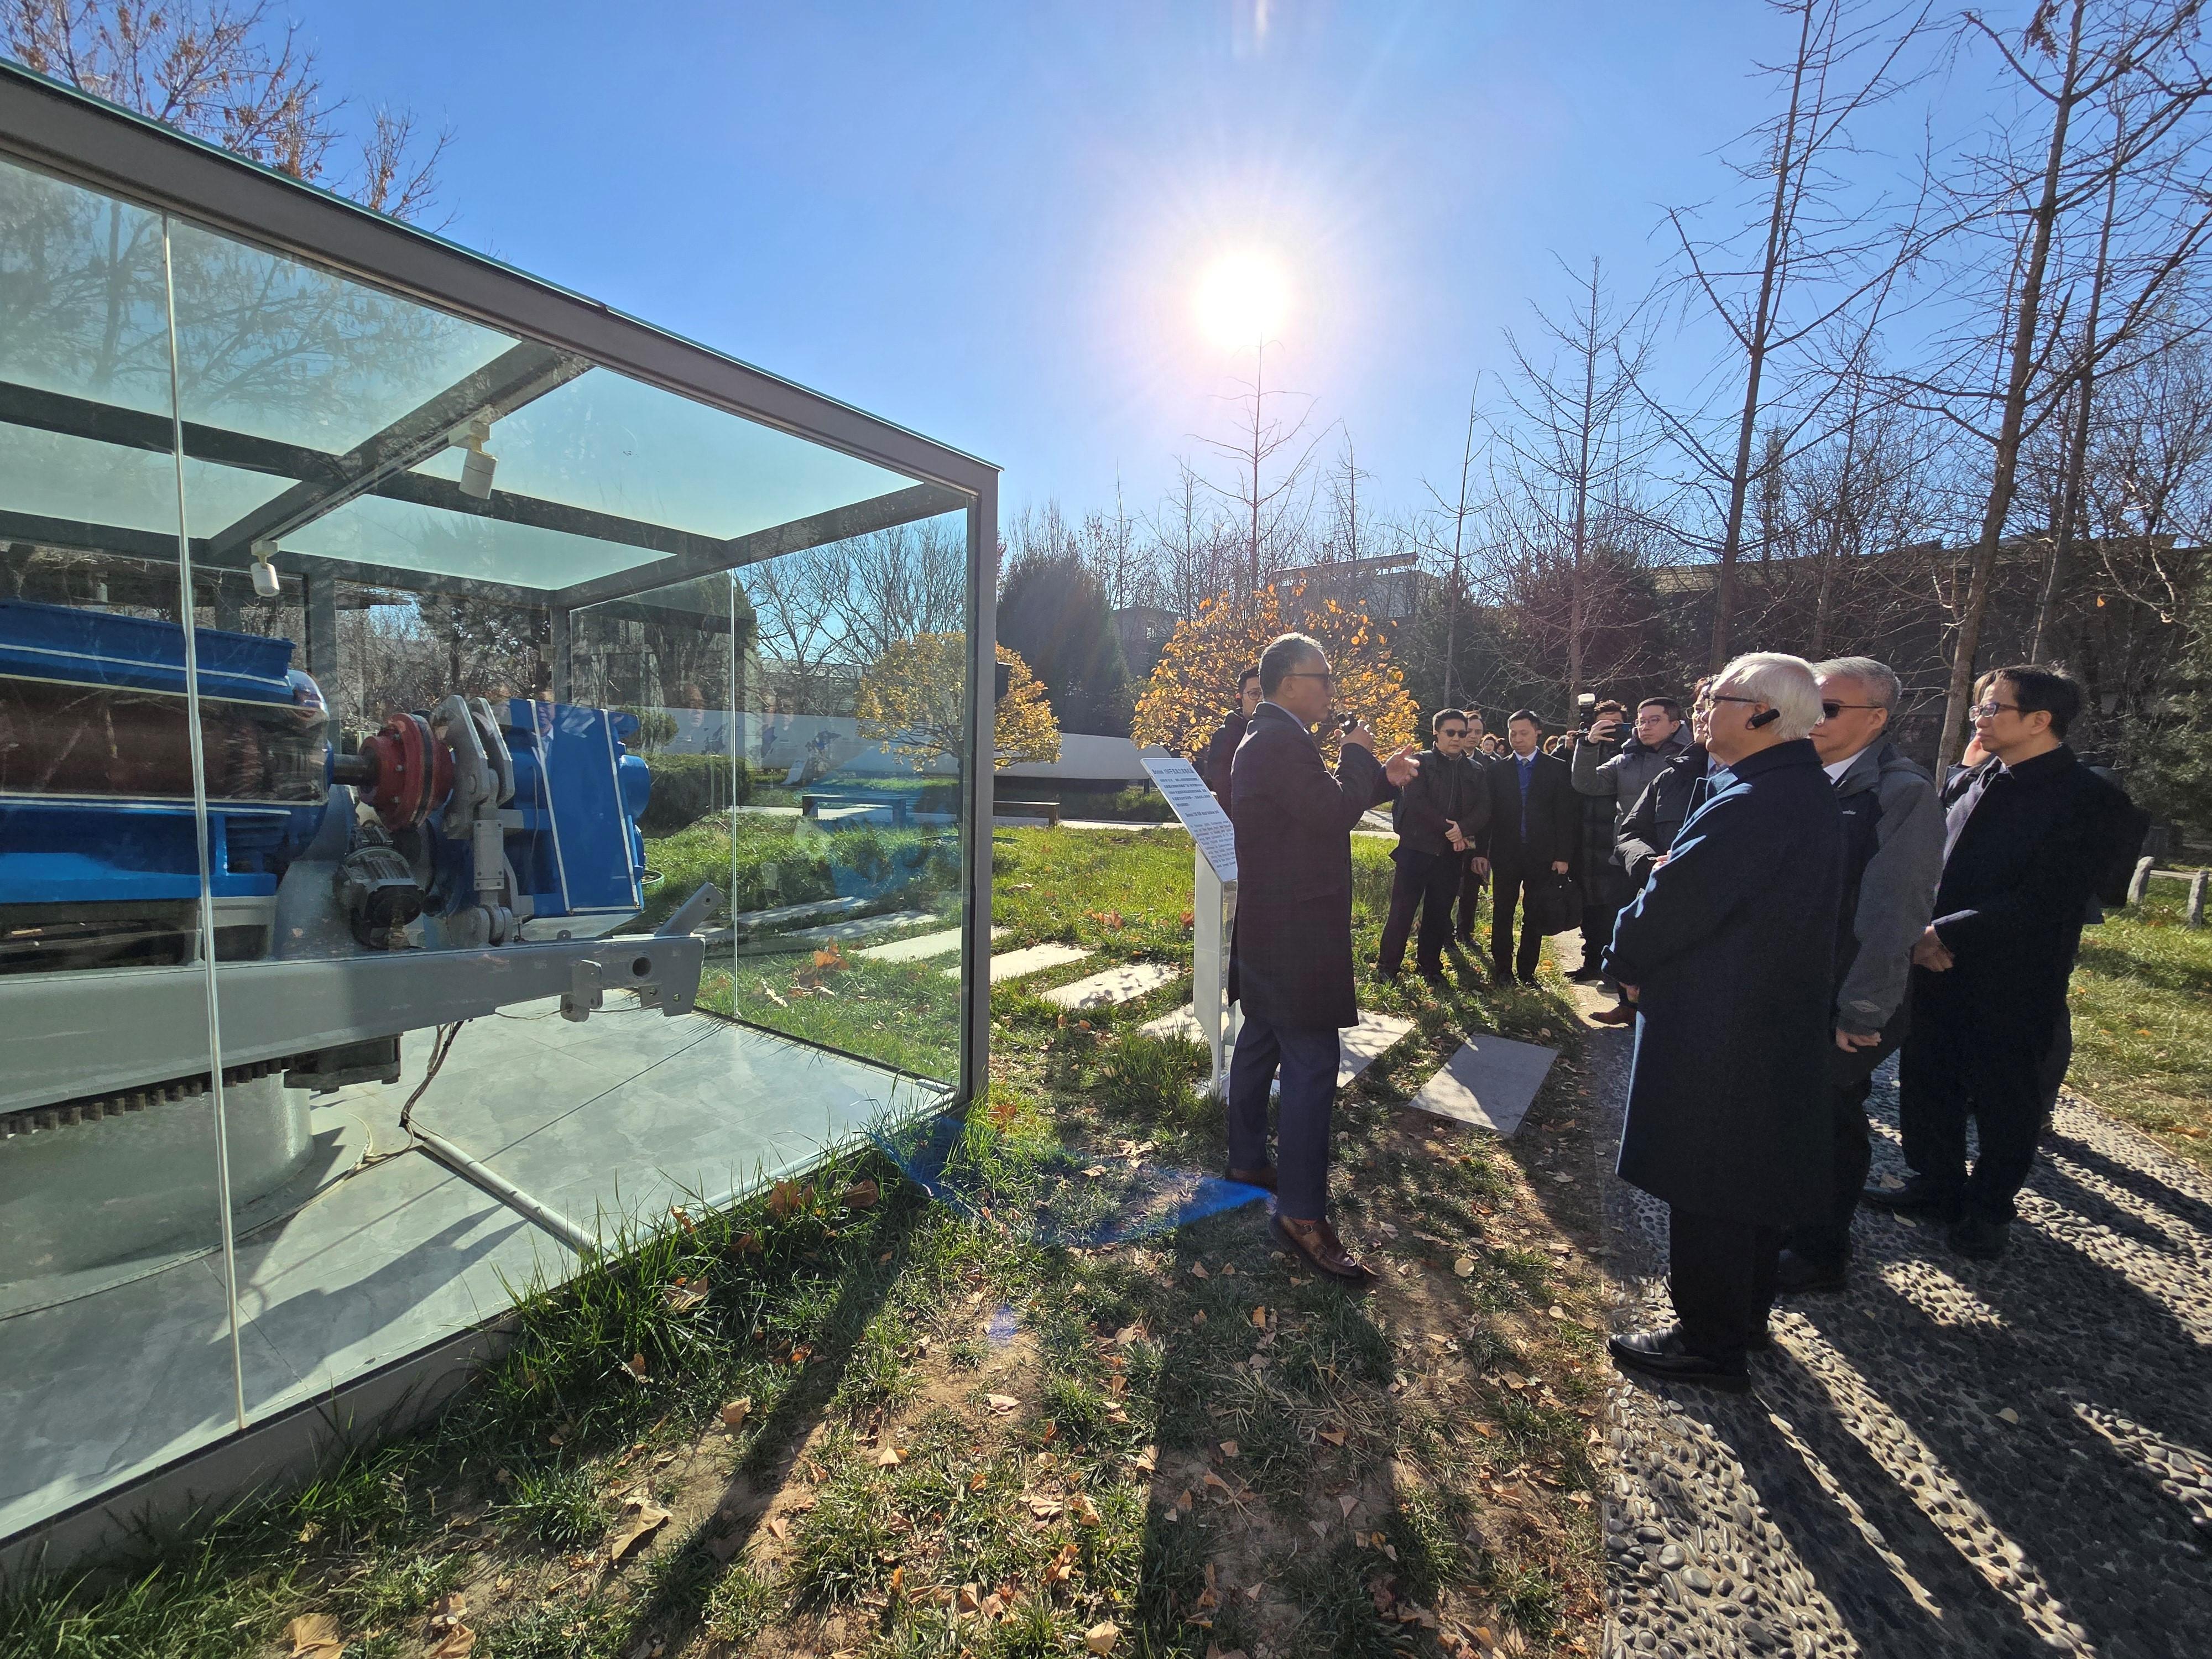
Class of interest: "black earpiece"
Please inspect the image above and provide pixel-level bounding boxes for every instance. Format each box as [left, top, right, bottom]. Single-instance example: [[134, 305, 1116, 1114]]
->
[[1747, 707, 1782, 728]]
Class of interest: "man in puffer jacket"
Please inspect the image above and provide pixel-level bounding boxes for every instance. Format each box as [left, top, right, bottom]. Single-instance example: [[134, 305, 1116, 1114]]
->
[[1775, 657, 1944, 1292]]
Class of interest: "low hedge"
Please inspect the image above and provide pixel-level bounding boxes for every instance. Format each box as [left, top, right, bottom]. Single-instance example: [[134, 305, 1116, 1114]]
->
[[637, 752, 751, 837]]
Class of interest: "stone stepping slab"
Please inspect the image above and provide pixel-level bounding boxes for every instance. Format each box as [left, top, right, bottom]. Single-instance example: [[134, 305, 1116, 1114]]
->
[[947, 942, 1094, 984], [855, 925, 1006, 963], [733, 909, 939, 956], [1041, 960, 1181, 1010], [1138, 1005, 1415, 1089], [1404, 1034, 1557, 1138]]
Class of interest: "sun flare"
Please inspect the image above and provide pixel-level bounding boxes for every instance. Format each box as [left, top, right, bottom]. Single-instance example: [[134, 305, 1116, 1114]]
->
[[1193, 251, 1290, 351]]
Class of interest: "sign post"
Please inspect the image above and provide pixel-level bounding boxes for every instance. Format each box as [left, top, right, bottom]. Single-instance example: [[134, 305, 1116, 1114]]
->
[[1138, 747, 1239, 1095]]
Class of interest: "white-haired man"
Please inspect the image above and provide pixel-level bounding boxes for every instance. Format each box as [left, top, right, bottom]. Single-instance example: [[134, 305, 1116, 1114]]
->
[[1602, 653, 1844, 1390]]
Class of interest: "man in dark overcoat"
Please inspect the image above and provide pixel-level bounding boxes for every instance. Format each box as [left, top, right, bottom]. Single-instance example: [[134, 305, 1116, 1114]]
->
[[1470, 711, 1579, 984], [1603, 653, 1844, 1390], [1866, 665, 2135, 1260], [1202, 666, 1262, 813], [1378, 707, 1488, 981], [1228, 632, 1418, 1284]]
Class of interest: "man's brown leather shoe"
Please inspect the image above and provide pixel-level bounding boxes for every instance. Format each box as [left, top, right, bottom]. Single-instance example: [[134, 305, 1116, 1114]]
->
[[1226, 1165, 1277, 1191], [1270, 1213, 1375, 1286], [1587, 1001, 1636, 1026]]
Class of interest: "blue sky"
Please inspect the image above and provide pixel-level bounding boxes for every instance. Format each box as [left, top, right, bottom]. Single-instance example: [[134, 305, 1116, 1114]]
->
[[310, 2, 1933, 524]]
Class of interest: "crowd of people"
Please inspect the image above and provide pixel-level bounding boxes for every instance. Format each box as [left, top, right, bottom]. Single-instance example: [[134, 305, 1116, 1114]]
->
[[1201, 634, 2143, 1391]]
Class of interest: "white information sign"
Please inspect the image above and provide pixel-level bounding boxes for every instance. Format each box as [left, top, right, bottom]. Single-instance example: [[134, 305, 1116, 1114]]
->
[[1138, 751, 1237, 883], [1139, 748, 1240, 1093]]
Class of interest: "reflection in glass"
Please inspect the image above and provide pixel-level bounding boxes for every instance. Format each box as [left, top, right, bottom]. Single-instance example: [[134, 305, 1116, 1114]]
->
[[0, 159, 237, 1541], [1, 139, 978, 1545]]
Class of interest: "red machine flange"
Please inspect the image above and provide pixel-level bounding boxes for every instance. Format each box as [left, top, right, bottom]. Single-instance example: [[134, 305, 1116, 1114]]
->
[[334, 713, 453, 831]]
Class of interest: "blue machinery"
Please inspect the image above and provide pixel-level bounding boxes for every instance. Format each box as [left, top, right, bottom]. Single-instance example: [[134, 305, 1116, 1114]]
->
[[0, 598, 718, 1266]]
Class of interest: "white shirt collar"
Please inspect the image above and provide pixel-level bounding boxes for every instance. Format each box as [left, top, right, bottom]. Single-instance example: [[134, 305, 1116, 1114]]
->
[[1823, 754, 1856, 782]]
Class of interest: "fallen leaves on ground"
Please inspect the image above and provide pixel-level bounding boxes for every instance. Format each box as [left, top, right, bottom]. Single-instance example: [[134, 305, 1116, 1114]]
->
[[284, 1614, 343, 1658], [607, 1498, 670, 1562], [843, 1177, 880, 1209], [1086, 1620, 1121, 1654], [720, 1396, 753, 1430], [985, 1392, 1019, 1413]]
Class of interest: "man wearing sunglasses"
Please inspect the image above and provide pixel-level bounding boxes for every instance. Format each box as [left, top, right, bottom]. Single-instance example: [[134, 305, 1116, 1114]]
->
[[1228, 632, 1421, 1285], [1866, 665, 2136, 1260], [1771, 658, 1944, 1294]]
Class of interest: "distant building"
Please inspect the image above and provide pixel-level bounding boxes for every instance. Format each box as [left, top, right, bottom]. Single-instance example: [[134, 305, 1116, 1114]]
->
[[1272, 552, 1419, 622]]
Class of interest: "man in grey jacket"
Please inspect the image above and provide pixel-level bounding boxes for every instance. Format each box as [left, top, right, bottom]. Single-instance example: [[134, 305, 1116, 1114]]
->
[[1775, 657, 1945, 1294]]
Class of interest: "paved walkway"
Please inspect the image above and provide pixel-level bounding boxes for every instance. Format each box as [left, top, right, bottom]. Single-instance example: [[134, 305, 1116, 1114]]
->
[[1574, 994, 2212, 1658]]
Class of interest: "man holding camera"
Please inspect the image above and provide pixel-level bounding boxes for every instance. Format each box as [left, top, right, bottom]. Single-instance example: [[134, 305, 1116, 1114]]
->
[[1378, 708, 1489, 983], [1228, 633, 1420, 1284], [1571, 697, 1690, 988]]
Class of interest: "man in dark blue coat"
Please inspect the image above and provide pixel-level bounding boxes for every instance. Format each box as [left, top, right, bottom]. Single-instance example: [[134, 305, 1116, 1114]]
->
[[1603, 653, 1844, 1390], [1866, 665, 2135, 1260], [1228, 632, 1419, 1285]]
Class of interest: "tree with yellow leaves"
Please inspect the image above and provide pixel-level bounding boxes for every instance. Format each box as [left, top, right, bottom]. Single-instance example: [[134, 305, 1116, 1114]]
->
[[857, 635, 1061, 770], [1132, 586, 1418, 764]]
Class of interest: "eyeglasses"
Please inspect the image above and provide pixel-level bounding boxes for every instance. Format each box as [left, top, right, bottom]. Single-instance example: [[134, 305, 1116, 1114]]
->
[[1819, 701, 1884, 720], [1282, 671, 1335, 688], [1968, 701, 2022, 719], [1709, 694, 1765, 707]]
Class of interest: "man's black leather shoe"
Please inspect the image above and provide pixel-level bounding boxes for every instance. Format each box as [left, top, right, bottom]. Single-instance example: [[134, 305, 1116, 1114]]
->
[[1947, 1214, 2010, 1260], [1568, 963, 1607, 984], [1607, 1326, 1751, 1392], [1746, 1323, 1773, 1353], [1772, 1249, 1848, 1295], [1225, 1165, 1277, 1192], [1860, 1176, 1962, 1222]]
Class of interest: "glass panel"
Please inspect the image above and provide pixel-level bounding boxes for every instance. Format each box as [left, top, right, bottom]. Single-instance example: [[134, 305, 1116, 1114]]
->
[[695, 510, 973, 1084], [0, 159, 236, 1538], [146, 210, 975, 1438]]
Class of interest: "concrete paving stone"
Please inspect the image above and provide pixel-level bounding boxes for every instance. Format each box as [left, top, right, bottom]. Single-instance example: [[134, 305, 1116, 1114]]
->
[[1405, 1032, 1558, 1136], [735, 909, 938, 954], [1042, 960, 1181, 1010], [856, 925, 1006, 963], [1135, 1005, 1410, 1088], [950, 942, 1093, 984]]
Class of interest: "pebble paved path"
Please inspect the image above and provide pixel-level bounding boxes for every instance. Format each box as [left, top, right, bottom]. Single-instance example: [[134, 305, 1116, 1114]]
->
[[1579, 1018, 2212, 1659]]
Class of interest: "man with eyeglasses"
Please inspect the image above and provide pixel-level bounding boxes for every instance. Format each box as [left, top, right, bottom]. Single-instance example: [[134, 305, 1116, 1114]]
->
[[1228, 632, 1421, 1285], [1378, 708, 1490, 982], [1770, 658, 1944, 1294], [1865, 665, 2136, 1260], [1603, 654, 1843, 1390], [1203, 666, 1263, 814]]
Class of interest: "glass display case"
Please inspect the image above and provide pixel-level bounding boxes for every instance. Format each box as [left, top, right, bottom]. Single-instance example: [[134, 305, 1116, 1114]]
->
[[0, 61, 995, 1546]]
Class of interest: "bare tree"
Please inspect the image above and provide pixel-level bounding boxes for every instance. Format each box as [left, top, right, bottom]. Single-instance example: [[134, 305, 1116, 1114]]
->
[[1658, 0, 1934, 668], [1483, 258, 1669, 702], [1144, 459, 1244, 620], [1196, 344, 1326, 595], [6, 0, 451, 219], [1914, 0, 2212, 763], [1415, 387, 1485, 708]]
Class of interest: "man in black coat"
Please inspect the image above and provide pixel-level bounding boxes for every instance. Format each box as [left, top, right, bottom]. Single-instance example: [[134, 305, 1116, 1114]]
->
[[1202, 666, 1262, 813], [1866, 665, 2135, 1260], [1471, 711, 1579, 983], [1228, 632, 1419, 1284], [1603, 654, 1844, 1390], [1378, 708, 1489, 981]]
